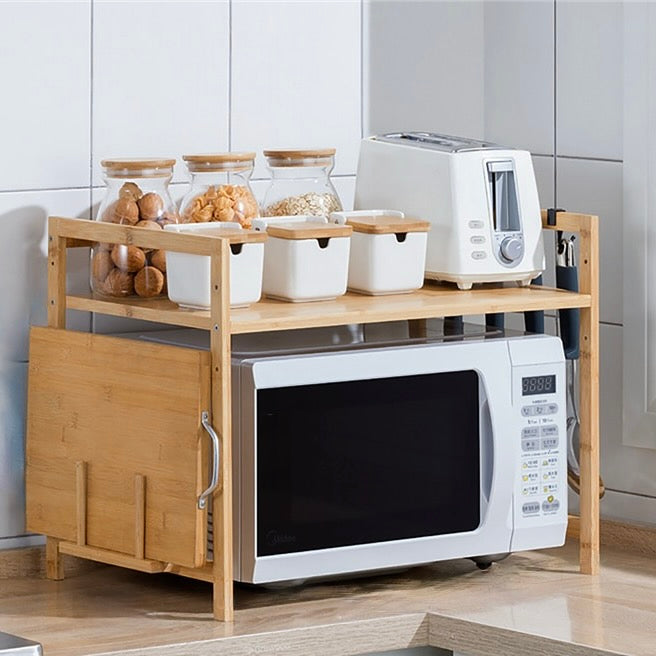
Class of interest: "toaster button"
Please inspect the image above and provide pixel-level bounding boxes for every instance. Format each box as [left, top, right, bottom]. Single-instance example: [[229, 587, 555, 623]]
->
[[471, 251, 487, 260], [468, 220, 484, 229], [470, 235, 486, 245]]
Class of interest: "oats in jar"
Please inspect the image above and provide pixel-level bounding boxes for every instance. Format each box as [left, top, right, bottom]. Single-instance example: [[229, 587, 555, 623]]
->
[[264, 191, 342, 218]]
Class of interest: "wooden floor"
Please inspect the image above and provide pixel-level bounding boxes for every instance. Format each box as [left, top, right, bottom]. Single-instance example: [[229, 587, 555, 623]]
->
[[0, 540, 654, 656]]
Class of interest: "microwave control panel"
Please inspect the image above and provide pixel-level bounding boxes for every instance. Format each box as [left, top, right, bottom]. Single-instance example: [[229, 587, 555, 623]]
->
[[514, 369, 567, 523]]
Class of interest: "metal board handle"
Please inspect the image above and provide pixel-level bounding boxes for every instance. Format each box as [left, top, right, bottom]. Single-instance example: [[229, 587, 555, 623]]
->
[[198, 411, 220, 510]]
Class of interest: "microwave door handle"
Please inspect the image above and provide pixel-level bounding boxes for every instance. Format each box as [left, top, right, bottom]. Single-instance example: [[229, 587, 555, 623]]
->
[[480, 399, 494, 504], [198, 411, 220, 510]]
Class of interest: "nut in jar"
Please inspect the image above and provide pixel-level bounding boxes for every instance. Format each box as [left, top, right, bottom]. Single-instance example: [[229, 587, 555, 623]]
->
[[91, 159, 179, 298], [180, 153, 260, 229]]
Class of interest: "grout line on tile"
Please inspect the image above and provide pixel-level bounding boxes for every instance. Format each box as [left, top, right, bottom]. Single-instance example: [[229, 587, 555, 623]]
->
[[556, 154, 623, 165], [360, 0, 364, 139], [90, 0, 94, 218], [553, 0, 558, 206], [228, 0, 232, 150], [605, 488, 656, 501], [0, 186, 93, 195]]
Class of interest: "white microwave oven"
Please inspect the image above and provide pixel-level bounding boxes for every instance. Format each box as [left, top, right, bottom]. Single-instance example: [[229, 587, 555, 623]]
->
[[132, 326, 567, 585]]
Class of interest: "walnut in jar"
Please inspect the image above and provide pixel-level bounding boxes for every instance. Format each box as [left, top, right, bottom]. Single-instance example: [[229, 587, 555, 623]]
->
[[138, 192, 165, 220], [91, 251, 114, 283], [111, 244, 146, 273], [92, 158, 178, 297], [111, 197, 140, 225], [103, 269, 134, 296], [134, 266, 164, 298]]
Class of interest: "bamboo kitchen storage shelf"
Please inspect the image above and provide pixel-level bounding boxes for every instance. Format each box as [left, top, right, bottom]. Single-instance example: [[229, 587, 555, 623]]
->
[[26, 212, 600, 622]]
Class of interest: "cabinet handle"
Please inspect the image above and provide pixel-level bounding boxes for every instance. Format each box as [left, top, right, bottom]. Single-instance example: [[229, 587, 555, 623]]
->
[[198, 411, 220, 510]]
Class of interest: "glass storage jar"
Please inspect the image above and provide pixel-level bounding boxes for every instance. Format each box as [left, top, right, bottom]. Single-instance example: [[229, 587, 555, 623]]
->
[[261, 148, 342, 218], [91, 158, 179, 298], [179, 153, 259, 228]]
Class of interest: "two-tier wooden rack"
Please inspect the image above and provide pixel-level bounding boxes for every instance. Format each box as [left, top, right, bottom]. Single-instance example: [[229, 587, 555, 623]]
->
[[25, 211, 599, 621]]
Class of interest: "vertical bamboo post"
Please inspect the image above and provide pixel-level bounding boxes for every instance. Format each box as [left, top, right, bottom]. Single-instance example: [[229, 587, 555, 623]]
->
[[75, 461, 87, 546], [46, 217, 67, 580], [210, 237, 234, 621], [134, 474, 146, 560], [577, 214, 600, 574]]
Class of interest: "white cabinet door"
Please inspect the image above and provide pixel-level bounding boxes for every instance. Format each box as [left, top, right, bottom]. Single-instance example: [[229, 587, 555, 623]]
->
[[622, 4, 656, 451]]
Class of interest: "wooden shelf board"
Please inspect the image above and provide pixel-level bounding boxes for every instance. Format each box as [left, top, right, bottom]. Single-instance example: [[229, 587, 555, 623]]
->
[[66, 283, 591, 335]]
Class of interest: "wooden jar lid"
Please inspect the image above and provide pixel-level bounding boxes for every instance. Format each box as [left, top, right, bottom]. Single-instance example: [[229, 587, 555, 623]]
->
[[182, 153, 256, 172], [263, 148, 336, 159], [266, 221, 352, 240], [263, 149, 336, 167], [101, 158, 176, 169], [101, 158, 176, 178], [183, 152, 256, 163], [346, 216, 431, 234]]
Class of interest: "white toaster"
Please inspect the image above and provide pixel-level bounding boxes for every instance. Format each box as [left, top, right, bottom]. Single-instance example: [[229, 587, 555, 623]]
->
[[354, 132, 545, 289]]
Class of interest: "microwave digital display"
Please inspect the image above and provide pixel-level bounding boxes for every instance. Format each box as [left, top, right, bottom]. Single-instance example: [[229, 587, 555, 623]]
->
[[522, 375, 556, 396]]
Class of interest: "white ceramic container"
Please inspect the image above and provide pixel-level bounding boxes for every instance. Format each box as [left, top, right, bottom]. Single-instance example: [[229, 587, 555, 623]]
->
[[330, 210, 430, 295], [252, 216, 352, 302], [164, 221, 266, 309]]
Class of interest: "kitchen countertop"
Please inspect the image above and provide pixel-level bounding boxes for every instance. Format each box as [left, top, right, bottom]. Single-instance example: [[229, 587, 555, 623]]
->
[[0, 540, 654, 656]]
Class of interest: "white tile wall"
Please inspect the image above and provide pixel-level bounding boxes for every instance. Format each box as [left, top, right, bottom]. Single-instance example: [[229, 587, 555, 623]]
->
[[92, 0, 230, 185], [556, 1, 623, 160], [0, 362, 28, 539], [364, 0, 485, 139], [0, 189, 91, 362], [484, 0, 555, 155], [597, 323, 656, 500], [0, 1, 91, 191], [556, 158, 623, 326], [0, 0, 643, 542], [231, 0, 361, 179], [531, 155, 556, 289]]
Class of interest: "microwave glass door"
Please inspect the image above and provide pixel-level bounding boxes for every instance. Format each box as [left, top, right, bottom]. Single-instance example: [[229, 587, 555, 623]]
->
[[486, 160, 521, 233], [256, 370, 480, 556]]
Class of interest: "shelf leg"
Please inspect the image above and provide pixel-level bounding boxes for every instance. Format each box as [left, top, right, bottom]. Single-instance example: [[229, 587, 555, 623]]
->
[[578, 215, 600, 575], [45, 537, 63, 581], [210, 238, 234, 622], [47, 228, 67, 330]]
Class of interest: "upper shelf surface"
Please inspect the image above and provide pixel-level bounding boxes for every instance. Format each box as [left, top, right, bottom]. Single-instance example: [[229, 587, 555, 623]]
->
[[67, 283, 591, 334]]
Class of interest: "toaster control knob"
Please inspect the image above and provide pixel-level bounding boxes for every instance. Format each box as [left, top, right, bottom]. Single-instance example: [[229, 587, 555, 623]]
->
[[500, 237, 523, 262]]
